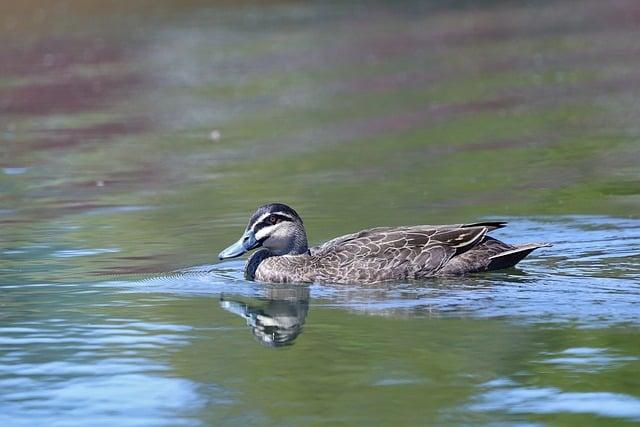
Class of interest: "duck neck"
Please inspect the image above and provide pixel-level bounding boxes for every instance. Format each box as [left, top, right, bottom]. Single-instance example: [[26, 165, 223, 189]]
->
[[286, 229, 309, 256], [245, 231, 309, 280], [245, 249, 272, 280]]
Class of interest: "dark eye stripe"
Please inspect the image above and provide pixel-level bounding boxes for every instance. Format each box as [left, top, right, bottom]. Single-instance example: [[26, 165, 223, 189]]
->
[[252, 214, 293, 232]]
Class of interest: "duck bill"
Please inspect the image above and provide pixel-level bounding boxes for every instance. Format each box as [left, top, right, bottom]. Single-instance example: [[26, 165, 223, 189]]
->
[[219, 230, 260, 260]]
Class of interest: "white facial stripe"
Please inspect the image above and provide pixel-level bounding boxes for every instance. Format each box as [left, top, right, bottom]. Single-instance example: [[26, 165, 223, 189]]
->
[[250, 211, 296, 231], [255, 224, 276, 241]]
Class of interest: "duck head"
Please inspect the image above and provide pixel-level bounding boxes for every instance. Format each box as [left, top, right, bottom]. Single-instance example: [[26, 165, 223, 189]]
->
[[219, 203, 309, 260]]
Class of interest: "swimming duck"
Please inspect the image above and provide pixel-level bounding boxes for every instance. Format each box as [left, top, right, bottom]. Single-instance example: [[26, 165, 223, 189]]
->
[[218, 203, 550, 284]]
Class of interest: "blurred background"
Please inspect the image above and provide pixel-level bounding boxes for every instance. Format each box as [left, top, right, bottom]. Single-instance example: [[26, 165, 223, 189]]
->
[[2, 0, 639, 279], [1, 1, 640, 426]]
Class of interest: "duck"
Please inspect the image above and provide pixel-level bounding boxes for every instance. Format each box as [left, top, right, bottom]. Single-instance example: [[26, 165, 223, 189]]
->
[[218, 203, 550, 284]]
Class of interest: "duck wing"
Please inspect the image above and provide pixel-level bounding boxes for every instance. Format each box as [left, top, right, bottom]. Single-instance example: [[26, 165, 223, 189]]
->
[[311, 223, 503, 281], [310, 221, 506, 256]]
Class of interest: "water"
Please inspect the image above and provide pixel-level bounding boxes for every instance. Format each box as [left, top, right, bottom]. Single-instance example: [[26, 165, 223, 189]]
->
[[1, 1, 640, 425]]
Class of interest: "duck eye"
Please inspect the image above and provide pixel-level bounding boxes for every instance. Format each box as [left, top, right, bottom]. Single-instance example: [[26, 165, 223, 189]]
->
[[269, 215, 278, 225]]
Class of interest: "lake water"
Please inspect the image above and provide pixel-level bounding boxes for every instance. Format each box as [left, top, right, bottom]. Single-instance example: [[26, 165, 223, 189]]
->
[[1, 1, 640, 426]]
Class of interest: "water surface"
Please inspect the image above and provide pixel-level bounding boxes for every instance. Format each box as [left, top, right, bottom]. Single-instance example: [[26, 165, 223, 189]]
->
[[1, 1, 640, 426]]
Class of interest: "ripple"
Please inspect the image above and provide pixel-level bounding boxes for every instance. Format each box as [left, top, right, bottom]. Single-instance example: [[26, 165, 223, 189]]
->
[[0, 372, 207, 427], [52, 248, 121, 258], [537, 347, 638, 372], [0, 358, 169, 377], [468, 380, 640, 421], [0, 320, 191, 352]]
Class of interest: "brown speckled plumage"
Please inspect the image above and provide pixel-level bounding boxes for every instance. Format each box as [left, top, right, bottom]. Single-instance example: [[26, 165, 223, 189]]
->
[[219, 203, 550, 285]]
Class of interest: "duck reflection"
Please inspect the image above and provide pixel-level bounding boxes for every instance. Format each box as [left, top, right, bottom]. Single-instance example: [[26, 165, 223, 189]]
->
[[219, 285, 310, 347]]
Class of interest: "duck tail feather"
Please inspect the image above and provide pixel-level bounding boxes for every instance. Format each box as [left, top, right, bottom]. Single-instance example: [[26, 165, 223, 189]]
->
[[487, 243, 552, 270]]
